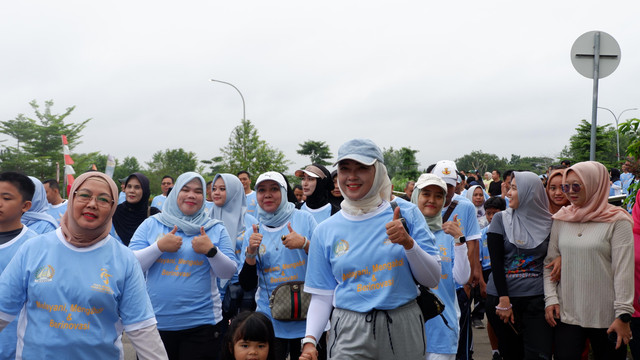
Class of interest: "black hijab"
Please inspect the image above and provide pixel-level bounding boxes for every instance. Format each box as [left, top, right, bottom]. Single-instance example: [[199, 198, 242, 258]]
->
[[113, 173, 150, 246], [328, 170, 343, 212], [302, 164, 331, 208]]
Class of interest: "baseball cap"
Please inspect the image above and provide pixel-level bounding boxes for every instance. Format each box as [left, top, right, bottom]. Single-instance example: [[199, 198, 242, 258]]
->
[[295, 165, 326, 179], [334, 139, 384, 166], [415, 173, 448, 195], [431, 160, 458, 187], [254, 171, 287, 189]]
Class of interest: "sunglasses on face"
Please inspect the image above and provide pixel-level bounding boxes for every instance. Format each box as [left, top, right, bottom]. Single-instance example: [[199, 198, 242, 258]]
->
[[561, 183, 582, 193]]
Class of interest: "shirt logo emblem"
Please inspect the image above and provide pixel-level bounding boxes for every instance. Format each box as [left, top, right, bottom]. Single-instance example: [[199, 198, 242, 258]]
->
[[333, 240, 349, 257], [259, 244, 266, 256], [34, 265, 55, 283], [100, 268, 112, 285]]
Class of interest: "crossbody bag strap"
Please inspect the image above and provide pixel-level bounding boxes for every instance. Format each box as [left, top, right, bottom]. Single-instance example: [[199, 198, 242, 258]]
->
[[442, 200, 458, 222]]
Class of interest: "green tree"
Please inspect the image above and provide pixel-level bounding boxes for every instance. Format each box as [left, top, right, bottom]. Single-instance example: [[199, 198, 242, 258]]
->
[[383, 147, 420, 190], [113, 156, 142, 181], [565, 119, 619, 168], [0, 100, 90, 179], [218, 119, 290, 178], [617, 118, 640, 206], [455, 151, 507, 175], [146, 149, 199, 195], [507, 155, 555, 173], [73, 152, 108, 175], [297, 140, 333, 166]]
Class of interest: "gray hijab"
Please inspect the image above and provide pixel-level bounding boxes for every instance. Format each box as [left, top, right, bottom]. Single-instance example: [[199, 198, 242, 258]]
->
[[502, 171, 552, 249]]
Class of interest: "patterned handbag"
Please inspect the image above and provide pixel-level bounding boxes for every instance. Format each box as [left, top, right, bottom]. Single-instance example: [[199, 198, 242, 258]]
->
[[268, 281, 311, 321]]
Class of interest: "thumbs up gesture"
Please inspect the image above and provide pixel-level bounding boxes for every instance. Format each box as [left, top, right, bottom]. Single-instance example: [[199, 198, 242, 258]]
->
[[281, 222, 306, 250], [386, 206, 413, 250], [158, 225, 183, 253], [192, 226, 214, 255], [247, 224, 263, 255]]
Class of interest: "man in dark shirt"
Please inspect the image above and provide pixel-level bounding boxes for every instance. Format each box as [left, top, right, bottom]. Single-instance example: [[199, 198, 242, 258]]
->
[[488, 170, 502, 197]]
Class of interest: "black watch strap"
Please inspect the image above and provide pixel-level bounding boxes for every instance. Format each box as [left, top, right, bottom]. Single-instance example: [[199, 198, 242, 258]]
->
[[206, 245, 218, 258], [619, 313, 632, 323]]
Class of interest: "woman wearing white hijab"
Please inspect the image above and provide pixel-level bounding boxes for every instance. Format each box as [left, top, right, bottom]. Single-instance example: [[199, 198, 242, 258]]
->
[[485, 171, 553, 359], [239, 171, 318, 360], [210, 173, 258, 318], [465, 184, 489, 229], [129, 172, 237, 360], [22, 176, 58, 234], [300, 139, 441, 360]]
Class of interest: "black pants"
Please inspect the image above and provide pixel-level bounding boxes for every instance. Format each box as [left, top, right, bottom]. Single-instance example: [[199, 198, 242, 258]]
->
[[553, 321, 627, 360], [471, 269, 492, 322], [630, 317, 640, 360], [456, 287, 473, 360], [274, 332, 327, 360], [486, 295, 552, 360], [159, 323, 224, 360]]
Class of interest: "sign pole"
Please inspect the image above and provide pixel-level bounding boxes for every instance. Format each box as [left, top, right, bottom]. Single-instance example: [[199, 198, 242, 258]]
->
[[590, 32, 600, 161]]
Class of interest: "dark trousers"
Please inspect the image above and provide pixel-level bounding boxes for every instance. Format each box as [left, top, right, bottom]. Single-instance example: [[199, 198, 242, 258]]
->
[[274, 332, 328, 360], [159, 323, 224, 360], [471, 269, 492, 321], [486, 295, 552, 360], [553, 321, 627, 360], [456, 287, 474, 360], [630, 317, 640, 360]]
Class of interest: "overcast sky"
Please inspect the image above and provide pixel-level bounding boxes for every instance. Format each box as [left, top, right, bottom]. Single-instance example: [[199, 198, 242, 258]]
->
[[2, 1, 639, 175]]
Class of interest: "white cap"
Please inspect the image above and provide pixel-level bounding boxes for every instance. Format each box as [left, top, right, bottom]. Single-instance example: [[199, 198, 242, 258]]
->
[[415, 173, 448, 195], [255, 172, 287, 189], [431, 160, 458, 187]]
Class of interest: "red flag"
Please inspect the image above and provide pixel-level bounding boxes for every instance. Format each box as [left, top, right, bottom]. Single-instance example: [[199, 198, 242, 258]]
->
[[64, 154, 74, 165], [61, 135, 68, 145]]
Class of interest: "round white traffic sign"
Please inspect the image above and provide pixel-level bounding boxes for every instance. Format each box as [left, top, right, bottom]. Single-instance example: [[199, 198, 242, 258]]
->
[[570, 31, 621, 79]]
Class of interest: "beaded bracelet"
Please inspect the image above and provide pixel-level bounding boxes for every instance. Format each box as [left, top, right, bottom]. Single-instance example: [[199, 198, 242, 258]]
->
[[495, 304, 513, 311]]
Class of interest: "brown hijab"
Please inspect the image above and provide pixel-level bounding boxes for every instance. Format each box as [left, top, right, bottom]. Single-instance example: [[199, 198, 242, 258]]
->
[[61, 172, 119, 248], [553, 161, 632, 224]]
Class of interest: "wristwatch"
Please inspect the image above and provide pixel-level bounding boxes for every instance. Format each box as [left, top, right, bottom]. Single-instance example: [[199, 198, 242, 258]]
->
[[454, 236, 466, 244], [206, 245, 218, 258], [619, 313, 632, 323]]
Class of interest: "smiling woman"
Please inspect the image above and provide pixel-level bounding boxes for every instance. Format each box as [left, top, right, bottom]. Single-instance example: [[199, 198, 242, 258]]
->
[[0, 172, 168, 359], [128, 171, 238, 360]]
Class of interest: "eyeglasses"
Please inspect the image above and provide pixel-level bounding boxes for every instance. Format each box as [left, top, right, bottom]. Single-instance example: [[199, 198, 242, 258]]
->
[[74, 190, 114, 207], [561, 183, 582, 193]]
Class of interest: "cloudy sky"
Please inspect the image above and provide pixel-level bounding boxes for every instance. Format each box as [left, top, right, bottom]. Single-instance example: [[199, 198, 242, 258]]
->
[[2, 1, 639, 174]]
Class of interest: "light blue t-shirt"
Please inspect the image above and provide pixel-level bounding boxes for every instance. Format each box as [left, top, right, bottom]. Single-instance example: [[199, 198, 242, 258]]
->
[[444, 196, 482, 241], [0, 229, 156, 360], [240, 210, 317, 339], [426, 230, 461, 355], [0, 226, 38, 360], [150, 194, 166, 210], [219, 213, 259, 299], [621, 173, 634, 194], [129, 217, 237, 331], [300, 203, 332, 224], [245, 191, 257, 216], [46, 201, 68, 226], [118, 191, 126, 204], [305, 201, 439, 313], [22, 220, 56, 235]]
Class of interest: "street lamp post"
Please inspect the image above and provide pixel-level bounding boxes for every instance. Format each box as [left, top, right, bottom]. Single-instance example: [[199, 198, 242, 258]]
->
[[597, 107, 638, 162], [209, 79, 246, 121]]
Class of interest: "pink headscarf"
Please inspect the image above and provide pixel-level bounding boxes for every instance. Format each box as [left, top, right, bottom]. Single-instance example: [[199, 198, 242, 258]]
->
[[61, 172, 119, 248], [553, 161, 632, 224]]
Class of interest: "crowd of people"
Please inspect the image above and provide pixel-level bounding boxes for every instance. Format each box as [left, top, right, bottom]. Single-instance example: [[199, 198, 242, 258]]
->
[[0, 139, 637, 360]]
